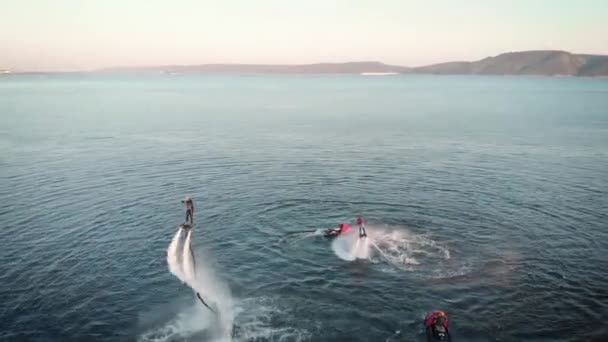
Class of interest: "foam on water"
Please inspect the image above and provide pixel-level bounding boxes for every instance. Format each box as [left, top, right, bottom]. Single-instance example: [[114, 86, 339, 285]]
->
[[332, 225, 452, 274], [373, 226, 449, 264], [331, 230, 372, 261], [232, 297, 312, 342], [138, 303, 215, 342], [189, 246, 235, 339], [139, 294, 312, 342]]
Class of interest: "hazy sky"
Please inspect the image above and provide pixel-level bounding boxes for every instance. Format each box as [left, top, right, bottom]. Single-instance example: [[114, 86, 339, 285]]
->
[[2, 0, 607, 71]]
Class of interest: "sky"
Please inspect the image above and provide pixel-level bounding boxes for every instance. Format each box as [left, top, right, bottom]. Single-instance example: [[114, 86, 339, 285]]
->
[[1, 0, 607, 71]]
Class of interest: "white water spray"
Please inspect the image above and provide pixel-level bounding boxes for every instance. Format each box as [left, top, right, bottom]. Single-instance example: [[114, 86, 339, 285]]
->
[[369, 239, 400, 266], [357, 236, 370, 259], [353, 226, 451, 273], [331, 225, 452, 273], [167, 228, 185, 282], [332, 230, 372, 261], [181, 230, 195, 283], [158, 227, 235, 341]]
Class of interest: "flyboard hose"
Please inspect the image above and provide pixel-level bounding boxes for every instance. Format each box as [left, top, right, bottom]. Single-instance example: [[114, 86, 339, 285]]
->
[[282, 229, 319, 236], [188, 227, 217, 314], [187, 234, 217, 314], [196, 292, 216, 314]]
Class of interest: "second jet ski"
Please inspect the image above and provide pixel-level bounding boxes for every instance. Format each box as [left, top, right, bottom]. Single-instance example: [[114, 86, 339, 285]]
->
[[424, 310, 451, 341]]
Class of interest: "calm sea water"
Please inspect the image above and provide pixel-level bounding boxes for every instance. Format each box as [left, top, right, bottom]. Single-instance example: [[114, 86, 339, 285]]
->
[[1, 74, 607, 342]]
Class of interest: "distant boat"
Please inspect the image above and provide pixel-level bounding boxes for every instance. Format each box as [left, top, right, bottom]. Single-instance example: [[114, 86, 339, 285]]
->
[[0, 70, 11, 74], [360, 72, 399, 76]]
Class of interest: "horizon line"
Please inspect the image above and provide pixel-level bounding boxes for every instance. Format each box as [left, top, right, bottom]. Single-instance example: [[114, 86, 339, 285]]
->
[[3, 49, 608, 74]]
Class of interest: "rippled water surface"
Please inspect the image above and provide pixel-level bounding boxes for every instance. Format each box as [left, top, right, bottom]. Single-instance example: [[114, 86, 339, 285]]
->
[[1, 74, 607, 341]]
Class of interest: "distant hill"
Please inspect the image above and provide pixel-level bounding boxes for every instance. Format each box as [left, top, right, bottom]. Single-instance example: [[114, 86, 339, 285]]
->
[[93, 51, 608, 76], [410, 50, 608, 76], [100, 61, 408, 74]]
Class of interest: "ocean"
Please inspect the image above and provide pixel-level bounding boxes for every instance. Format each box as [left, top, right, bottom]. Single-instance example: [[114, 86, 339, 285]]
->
[[1, 74, 607, 341]]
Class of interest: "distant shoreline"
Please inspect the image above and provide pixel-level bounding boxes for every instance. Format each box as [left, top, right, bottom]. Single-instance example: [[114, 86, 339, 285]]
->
[[3, 50, 608, 77], [2, 73, 608, 79]]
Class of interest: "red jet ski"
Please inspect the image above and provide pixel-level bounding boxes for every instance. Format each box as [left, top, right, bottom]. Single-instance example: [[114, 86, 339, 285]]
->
[[324, 223, 351, 238]]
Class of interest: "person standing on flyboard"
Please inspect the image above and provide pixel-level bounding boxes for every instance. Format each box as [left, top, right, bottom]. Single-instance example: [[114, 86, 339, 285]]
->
[[181, 196, 194, 228], [357, 217, 367, 237]]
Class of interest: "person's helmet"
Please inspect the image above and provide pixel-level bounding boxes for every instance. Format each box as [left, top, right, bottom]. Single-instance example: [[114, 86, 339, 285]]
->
[[356, 217, 364, 225]]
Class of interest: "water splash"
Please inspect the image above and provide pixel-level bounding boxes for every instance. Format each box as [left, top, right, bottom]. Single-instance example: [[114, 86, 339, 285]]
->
[[232, 296, 312, 342], [188, 246, 235, 339], [142, 226, 235, 341], [181, 229, 195, 283], [357, 236, 371, 259], [331, 225, 452, 275], [367, 226, 451, 272], [331, 230, 372, 261], [138, 303, 215, 342], [167, 228, 185, 282]]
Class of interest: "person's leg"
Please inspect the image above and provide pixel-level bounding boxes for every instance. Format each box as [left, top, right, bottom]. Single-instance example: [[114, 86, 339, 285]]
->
[[185, 210, 191, 225]]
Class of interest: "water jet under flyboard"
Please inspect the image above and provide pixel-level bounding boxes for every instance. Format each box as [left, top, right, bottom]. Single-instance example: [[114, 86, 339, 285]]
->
[[166, 225, 234, 339]]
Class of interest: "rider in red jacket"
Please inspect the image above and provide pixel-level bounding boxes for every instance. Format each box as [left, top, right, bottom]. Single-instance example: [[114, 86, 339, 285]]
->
[[424, 310, 450, 341], [357, 217, 367, 237]]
